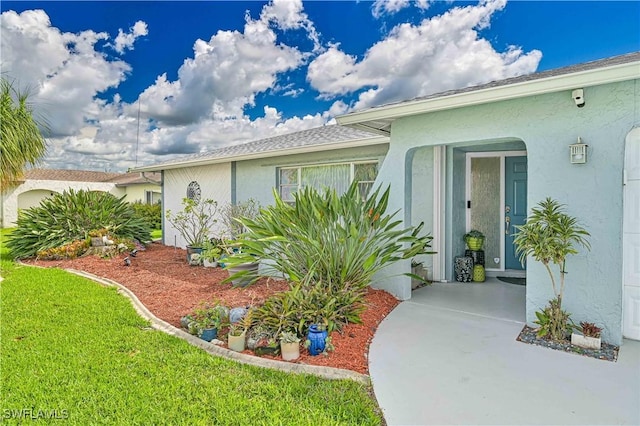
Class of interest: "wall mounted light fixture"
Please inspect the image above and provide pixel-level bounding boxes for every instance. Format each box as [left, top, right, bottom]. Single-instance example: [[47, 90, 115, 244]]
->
[[570, 137, 588, 164]]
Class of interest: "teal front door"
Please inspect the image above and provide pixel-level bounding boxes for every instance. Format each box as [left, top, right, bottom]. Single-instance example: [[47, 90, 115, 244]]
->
[[505, 156, 527, 270]]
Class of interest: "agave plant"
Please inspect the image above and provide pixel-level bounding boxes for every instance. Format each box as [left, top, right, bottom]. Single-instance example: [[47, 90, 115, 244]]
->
[[7, 189, 152, 259]]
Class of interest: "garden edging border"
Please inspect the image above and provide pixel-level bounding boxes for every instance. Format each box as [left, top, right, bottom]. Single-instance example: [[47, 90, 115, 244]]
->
[[65, 268, 370, 385]]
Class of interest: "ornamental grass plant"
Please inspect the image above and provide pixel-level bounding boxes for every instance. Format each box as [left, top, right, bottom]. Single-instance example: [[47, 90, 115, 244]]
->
[[7, 189, 151, 259]]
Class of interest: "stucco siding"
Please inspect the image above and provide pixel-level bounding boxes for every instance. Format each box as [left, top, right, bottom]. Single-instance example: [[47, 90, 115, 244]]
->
[[163, 163, 231, 248], [386, 79, 639, 345]]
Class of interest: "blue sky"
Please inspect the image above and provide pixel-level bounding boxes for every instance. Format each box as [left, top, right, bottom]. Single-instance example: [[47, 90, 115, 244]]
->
[[1, 1, 638, 171]]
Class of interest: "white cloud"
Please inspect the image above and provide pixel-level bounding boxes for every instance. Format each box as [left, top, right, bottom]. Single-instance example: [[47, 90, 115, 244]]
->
[[139, 0, 319, 126], [0, 0, 545, 173], [308, 0, 541, 110], [112, 20, 148, 54], [0, 9, 134, 137], [372, 0, 432, 19]]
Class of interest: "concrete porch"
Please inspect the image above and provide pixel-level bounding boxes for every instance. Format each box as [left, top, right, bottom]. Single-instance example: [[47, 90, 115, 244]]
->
[[369, 278, 640, 425]]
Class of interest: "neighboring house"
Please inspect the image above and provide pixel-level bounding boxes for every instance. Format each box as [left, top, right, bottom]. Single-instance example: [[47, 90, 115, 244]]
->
[[0, 169, 161, 227], [131, 125, 389, 249], [132, 52, 639, 346], [107, 171, 162, 204], [335, 52, 639, 345]]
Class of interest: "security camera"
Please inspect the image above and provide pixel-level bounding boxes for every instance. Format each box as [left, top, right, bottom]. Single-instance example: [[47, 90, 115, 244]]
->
[[572, 89, 585, 108]]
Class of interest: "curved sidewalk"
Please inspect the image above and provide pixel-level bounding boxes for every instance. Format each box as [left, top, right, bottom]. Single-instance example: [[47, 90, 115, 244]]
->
[[369, 281, 640, 425]]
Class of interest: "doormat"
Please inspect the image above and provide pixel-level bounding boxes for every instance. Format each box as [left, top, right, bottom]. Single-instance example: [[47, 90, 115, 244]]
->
[[497, 276, 526, 286]]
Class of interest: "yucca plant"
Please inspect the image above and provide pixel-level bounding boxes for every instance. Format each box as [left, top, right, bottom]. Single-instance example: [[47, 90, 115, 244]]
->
[[7, 189, 152, 259]]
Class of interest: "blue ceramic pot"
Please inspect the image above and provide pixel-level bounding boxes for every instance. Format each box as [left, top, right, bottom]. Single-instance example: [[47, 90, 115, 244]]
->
[[200, 328, 218, 342], [307, 324, 327, 356]]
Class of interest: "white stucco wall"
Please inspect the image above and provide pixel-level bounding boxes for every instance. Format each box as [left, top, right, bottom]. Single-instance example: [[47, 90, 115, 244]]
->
[[382, 79, 639, 345], [163, 163, 231, 248], [1, 180, 124, 227]]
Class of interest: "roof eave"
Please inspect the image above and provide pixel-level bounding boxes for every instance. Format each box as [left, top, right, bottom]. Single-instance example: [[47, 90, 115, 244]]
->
[[130, 135, 389, 172], [336, 60, 640, 127]]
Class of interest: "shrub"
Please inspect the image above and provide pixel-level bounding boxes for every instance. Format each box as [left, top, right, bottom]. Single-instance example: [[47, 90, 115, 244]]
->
[[534, 297, 574, 340], [225, 182, 433, 292], [234, 182, 433, 332], [166, 198, 218, 247], [7, 189, 152, 259], [513, 197, 590, 308], [131, 201, 161, 229]]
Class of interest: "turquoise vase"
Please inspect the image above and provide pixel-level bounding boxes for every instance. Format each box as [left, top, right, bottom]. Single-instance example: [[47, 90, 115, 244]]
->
[[307, 324, 327, 356]]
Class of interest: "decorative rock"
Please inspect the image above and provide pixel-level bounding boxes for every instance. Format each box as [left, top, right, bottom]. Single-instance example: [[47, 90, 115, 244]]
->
[[229, 307, 248, 323]]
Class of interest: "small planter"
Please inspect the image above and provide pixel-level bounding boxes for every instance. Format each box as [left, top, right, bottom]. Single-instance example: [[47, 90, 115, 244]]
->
[[466, 237, 485, 250], [186, 246, 203, 265], [228, 332, 246, 352], [199, 327, 218, 342], [571, 333, 601, 350], [280, 342, 300, 361], [203, 259, 218, 268], [472, 265, 485, 282], [306, 324, 328, 356]]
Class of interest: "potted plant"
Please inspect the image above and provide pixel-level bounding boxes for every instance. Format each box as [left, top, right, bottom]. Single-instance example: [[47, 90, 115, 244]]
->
[[201, 239, 222, 268], [187, 302, 228, 342], [464, 230, 485, 250], [514, 197, 590, 341], [571, 321, 602, 350], [166, 197, 219, 264], [227, 308, 253, 352], [279, 330, 301, 361]]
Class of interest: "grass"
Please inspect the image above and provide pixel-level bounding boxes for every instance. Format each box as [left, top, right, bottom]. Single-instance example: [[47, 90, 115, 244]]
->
[[0, 229, 382, 425]]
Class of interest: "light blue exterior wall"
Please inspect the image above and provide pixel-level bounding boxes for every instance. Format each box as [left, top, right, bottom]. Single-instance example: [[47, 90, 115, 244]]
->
[[233, 144, 389, 206], [381, 79, 639, 345]]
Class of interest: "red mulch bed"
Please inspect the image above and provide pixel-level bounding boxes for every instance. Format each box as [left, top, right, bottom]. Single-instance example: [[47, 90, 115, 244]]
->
[[26, 242, 399, 375]]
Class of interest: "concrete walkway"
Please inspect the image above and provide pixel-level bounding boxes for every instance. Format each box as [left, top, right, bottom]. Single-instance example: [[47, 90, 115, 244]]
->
[[369, 279, 640, 425]]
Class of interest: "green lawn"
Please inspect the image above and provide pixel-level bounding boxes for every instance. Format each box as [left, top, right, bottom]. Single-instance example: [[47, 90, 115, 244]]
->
[[0, 229, 382, 425]]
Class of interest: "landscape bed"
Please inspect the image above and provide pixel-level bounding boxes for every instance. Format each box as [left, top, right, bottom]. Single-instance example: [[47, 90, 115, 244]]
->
[[25, 242, 400, 374]]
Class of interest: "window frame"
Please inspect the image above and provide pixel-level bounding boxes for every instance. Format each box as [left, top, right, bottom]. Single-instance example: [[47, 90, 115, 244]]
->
[[278, 160, 379, 203]]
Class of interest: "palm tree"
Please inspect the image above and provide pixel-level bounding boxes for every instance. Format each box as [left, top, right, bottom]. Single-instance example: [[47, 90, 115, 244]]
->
[[0, 77, 48, 191]]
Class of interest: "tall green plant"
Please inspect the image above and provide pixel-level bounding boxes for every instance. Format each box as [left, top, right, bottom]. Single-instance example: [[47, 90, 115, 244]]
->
[[166, 198, 218, 247], [0, 77, 49, 190], [224, 182, 433, 290], [513, 197, 591, 306], [7, 189, 151, 259]]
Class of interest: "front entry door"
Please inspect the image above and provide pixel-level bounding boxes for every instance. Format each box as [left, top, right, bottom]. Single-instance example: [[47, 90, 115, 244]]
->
[[505, 156, 527, 270]]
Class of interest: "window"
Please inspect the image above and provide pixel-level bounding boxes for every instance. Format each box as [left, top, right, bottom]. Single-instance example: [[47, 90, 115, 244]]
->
[[279, 161, 378, 203]]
